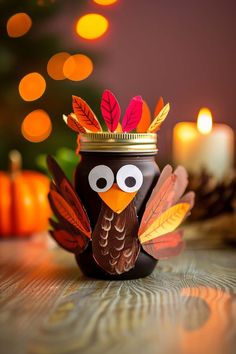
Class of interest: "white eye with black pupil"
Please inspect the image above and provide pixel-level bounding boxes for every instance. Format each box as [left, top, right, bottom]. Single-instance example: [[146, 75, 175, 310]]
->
[[88, 165, 114, 192], [117, 165, 143, 193]]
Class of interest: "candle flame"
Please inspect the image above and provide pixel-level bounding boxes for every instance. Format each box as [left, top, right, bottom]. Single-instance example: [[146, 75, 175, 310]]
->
[[197, 107, 213, 135]]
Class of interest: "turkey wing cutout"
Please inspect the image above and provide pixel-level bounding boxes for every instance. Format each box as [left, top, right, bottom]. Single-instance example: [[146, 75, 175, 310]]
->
[[138, 165, 194, 259], [92, 202, 140, 275], [47, 156, 91, 253]]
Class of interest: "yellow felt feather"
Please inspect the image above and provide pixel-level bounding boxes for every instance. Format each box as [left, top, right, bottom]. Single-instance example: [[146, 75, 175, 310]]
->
[[147, 103, 170, 133], [139, 203, 190, 243]]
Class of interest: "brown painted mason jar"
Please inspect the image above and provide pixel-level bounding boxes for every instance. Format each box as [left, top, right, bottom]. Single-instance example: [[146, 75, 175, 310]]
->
[[74, 133, 160, 280]]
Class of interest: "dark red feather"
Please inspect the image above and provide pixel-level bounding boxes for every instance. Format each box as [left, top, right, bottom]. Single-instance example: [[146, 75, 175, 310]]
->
[[47, 155, 91, 235], [101, 89, 121, 132], [122, 96, 143, 132]]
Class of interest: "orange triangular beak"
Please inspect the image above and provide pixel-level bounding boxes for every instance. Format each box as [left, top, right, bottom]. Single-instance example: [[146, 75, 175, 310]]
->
[[98, 183, 137, 214]]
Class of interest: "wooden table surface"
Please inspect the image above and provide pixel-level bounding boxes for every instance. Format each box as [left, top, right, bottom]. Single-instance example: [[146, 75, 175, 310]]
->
[[0, 236, 235, 354]]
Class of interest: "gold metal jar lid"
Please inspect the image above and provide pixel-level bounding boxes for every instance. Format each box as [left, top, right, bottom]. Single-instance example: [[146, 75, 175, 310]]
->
[[80, 132, 158, 154]]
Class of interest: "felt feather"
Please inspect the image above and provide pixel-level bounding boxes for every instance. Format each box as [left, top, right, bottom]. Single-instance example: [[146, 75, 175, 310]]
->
[[179, 191, 195, 209], [171, 166, 189, 205], [49, 190, 90, 237], [138, 173, 177, 235], [63, 114, 86, 134], [115, 122, 123, 132], [139, 203, 190, 243], [49, 219, 89, 253], [122, 96, 143, 132], [154, 96, 164, 118], [142, 230, 184, 259], [72, 95, 102, 132], [154, 164, 173, 192], [47, 156, 91, 235], [101, 89, 121, 132], [139, 165, 188, 235], [147, 103, 170, 133], [136, 100, 151, 133]]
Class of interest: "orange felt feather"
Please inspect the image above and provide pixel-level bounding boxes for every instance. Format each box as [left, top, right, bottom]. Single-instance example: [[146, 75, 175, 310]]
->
[[139, 164, 193, 239], [142, 230, 184, 259], [139, 174, 177, 235], [49, 190, 91, 237], [63, 114, 86, 134], [115, 122, 123, 132], [72, 95, 102, 132], [147, 103, 170, 133], [139, 203, 190, 243], [136, 100, 151, 133], [154, 96, 164, 118]]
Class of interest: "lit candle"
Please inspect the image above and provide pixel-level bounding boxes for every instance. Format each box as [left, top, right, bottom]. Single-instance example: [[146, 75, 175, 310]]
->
[[173, 108, 234, 181]]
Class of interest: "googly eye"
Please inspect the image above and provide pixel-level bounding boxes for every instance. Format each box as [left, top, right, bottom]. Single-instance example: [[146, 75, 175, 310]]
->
[[116, 165, 143, 193], [88, 165, 114, 192]]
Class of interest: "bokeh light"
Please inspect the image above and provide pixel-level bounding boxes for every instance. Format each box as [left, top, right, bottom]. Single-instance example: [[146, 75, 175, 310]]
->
[[76, 14, 109, 40], [19, 72, 46, 101], [93, 0, 118, 5], [63, 54, 93, 81], [21, 110, 52, 143], [47, 52, 70, 80], [7, 13, 32, 38]]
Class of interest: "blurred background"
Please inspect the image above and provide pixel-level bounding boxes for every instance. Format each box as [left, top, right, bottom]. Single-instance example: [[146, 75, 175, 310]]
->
[[0, 0, 236, 170]]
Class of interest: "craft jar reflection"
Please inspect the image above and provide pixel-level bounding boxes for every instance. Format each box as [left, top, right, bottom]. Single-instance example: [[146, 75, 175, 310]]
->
[[74, 133, 160, 280]]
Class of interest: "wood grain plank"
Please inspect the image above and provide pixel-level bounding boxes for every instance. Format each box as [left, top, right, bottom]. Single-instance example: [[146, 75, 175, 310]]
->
[[0, 237, 235, 354]]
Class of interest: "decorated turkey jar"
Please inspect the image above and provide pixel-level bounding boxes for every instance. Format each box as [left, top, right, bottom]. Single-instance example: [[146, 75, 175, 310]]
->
[[47, 90, 194, 280]]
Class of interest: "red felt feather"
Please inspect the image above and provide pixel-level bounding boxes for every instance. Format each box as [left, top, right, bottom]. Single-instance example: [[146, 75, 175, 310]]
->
[[101, 89, 121, 132], [142, 230, 184, 259], [122, 96, 143, 132], [72, 95, 102, 132], [50, 229, 89, 254]]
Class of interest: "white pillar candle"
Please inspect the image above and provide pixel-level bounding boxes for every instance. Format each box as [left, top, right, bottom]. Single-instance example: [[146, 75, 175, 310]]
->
[[173, 108, 234, 181]]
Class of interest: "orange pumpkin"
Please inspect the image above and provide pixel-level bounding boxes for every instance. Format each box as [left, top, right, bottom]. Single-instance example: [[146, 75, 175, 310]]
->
[[0, 150, 51, 237]]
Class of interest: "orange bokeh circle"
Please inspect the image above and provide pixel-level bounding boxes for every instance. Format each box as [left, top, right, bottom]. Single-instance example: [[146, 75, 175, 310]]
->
[[7, 12, 32, 38], [19, 72, 46, 101], [21, 110, 52, 143], [93, 0, 118, 5], [63, 54, 93, 81], [76, 13, 109, 40], [47, 52, 70, 80]]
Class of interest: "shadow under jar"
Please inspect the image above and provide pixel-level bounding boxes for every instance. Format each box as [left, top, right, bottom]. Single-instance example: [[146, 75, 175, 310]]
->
[[74, 133, 160, 280]]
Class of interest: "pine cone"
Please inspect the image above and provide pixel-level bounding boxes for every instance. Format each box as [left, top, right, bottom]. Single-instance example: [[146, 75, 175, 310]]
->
[[187, 170, 236, 221]]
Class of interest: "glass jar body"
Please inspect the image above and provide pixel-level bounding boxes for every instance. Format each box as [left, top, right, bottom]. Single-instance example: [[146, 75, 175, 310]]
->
[[74, 151, 160, 280]]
